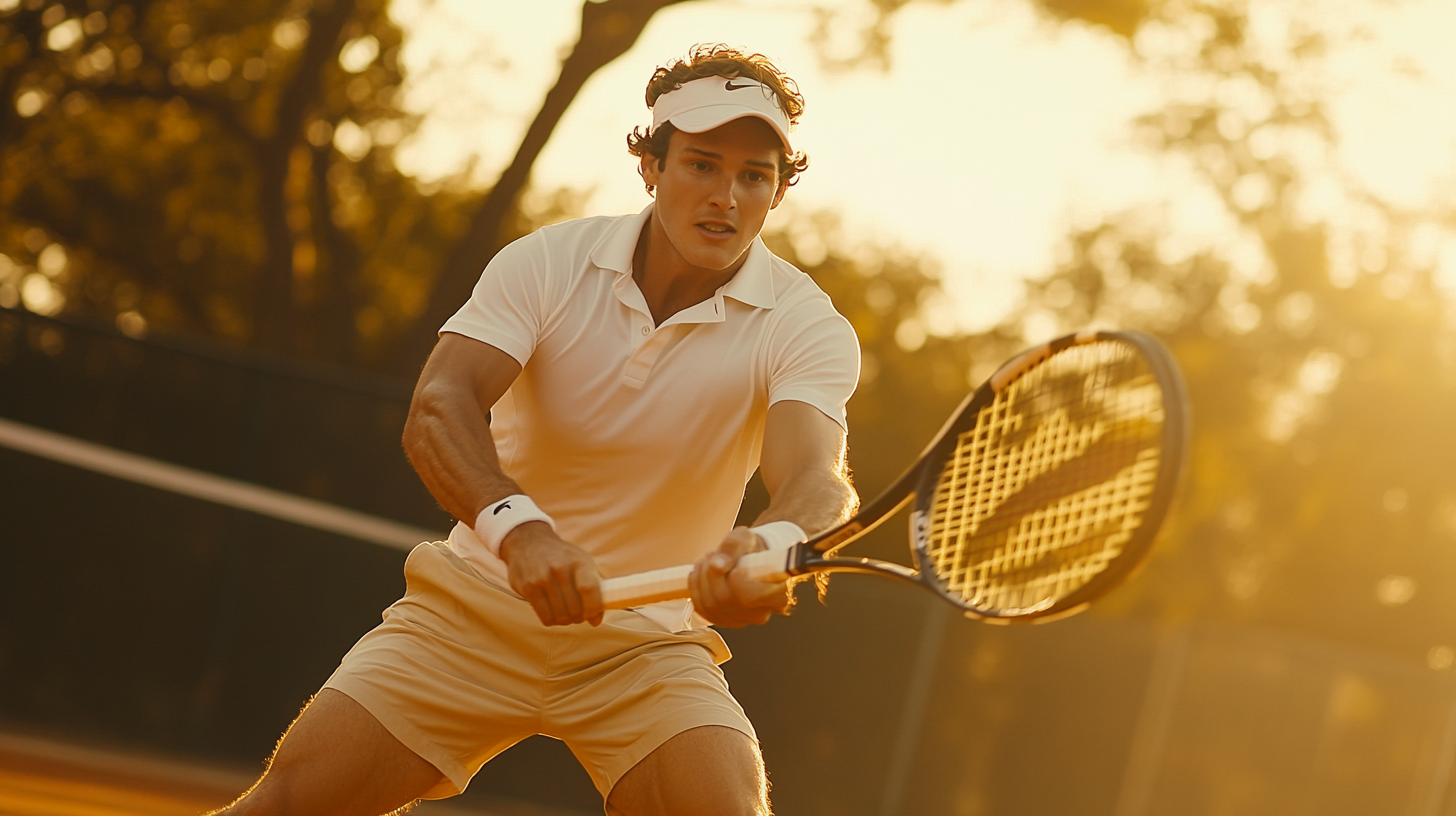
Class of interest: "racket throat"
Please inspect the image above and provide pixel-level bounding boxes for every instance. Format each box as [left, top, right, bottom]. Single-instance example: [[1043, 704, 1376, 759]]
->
[[815, 557, 920, 584]]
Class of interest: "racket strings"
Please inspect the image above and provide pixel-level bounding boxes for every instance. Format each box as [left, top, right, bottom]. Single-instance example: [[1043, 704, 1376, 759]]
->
[[924, 340, 1166, 614]]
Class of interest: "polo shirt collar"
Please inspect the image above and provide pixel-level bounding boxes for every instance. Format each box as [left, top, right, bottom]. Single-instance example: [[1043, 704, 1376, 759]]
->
[[722, 239, 776, 309], [589, 204, 778, 310]]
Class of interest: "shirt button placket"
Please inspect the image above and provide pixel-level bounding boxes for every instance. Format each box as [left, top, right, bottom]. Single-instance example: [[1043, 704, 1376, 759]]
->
[[621, 322, 666, 389]]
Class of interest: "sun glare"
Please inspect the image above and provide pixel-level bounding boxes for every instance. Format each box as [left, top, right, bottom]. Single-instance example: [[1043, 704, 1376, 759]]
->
[[391, 0, 1456, 331]]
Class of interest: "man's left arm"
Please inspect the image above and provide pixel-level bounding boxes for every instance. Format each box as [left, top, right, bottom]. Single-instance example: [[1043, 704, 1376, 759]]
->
[[689, 400, 859, 628]]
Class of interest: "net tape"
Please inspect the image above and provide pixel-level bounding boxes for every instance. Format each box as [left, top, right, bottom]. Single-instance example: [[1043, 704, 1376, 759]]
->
[[925, 340, 1165, 614]]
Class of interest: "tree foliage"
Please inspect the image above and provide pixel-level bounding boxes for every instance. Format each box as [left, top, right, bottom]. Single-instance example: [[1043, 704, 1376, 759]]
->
[[0, 0, 684, 371], [2, 0, 417, 360], [809, 0, 1165, 70]]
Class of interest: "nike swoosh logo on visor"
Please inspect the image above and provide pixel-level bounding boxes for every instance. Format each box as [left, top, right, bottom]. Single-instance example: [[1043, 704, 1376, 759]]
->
[[724, 81, 756, 91]]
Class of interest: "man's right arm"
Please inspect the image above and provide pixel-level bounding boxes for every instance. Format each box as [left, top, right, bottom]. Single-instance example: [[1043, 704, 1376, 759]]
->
[[402, 333, 604, 626]]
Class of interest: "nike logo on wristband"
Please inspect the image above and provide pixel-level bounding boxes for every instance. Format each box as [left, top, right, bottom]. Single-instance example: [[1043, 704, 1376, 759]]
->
[[493, 501, 512, 514]]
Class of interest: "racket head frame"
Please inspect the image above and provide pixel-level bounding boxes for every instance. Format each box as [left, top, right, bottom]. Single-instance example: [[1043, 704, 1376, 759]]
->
[[909, 328, 1190, 623]]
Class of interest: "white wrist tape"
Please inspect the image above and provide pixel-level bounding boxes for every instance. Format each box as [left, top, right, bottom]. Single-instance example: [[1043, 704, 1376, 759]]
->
[[473, 494, 555, 557], [750, 520, 807, 551]]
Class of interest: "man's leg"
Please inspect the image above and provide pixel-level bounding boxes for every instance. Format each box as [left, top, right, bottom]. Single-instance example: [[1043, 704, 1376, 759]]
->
[[212, 689, 447, 816], [605, 725, 769, 816]]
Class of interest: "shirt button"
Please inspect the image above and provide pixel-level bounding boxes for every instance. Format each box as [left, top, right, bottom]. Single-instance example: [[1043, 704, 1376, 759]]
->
[[640, 326, 650, 336]]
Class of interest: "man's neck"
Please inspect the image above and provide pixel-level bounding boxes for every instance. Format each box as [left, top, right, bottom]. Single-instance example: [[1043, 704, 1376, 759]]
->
[[631, 216, 747, 326]]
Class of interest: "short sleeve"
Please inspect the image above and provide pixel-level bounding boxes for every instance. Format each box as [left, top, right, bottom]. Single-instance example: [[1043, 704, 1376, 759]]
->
[[438, 230, 552, 365], [767, 303, 860, 431]]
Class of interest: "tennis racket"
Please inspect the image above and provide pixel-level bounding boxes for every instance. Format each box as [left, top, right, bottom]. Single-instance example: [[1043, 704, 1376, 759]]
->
[[599, 329, 1190, 623]]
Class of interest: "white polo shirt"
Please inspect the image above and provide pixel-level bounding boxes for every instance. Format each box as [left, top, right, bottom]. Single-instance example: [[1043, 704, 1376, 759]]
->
[[440, 204, 859, 629]]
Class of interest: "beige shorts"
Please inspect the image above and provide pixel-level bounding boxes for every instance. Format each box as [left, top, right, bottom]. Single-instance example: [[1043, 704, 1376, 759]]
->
[[322, 541, 753, 800]]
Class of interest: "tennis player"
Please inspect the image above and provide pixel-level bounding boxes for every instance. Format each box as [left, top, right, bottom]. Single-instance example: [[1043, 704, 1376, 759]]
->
[[215, 45, 859, 816]]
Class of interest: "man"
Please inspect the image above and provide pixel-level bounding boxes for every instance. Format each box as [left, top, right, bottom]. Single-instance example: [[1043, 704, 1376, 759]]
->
[[215, 44, 859, 816]]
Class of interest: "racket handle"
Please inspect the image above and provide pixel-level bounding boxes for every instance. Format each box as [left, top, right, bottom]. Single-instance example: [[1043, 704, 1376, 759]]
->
[[599, 547, 795, 610]]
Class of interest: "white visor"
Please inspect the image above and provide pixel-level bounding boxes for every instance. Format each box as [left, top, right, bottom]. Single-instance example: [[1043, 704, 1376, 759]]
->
[[650, 75, 794, 152]]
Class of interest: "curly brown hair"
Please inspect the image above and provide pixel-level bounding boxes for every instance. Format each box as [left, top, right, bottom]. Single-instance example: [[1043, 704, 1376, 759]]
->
[[626, 44, 809, 194]]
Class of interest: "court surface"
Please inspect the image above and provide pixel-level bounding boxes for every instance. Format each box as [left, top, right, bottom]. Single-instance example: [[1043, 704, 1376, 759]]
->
[[0, 730, 586, 816]]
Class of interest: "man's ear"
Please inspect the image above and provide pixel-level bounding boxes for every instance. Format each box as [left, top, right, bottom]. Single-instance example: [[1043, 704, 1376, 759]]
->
[[640, 152, 661, 188], [770, 181, 788, 209]]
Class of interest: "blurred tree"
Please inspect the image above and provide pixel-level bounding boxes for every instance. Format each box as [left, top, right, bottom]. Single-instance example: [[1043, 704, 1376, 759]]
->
[[808, 0, 1165, 71], [0, 0, 423, 362], [0, 0, 696, 372]]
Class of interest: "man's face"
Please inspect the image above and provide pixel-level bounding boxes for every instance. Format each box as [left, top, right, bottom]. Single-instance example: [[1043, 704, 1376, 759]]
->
[[640, 117, 787, 274]]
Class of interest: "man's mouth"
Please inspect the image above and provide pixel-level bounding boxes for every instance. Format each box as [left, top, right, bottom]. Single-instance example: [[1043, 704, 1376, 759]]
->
[[698, 222, 735, 235]]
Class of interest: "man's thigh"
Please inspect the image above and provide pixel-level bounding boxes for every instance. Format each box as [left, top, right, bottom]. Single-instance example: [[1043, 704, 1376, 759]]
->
[[214, 689, 446, 816], [605, 725, 768, 816]]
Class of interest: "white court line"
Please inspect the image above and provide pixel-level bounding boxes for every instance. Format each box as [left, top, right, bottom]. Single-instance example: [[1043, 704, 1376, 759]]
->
[[0, 416, 442, 550]]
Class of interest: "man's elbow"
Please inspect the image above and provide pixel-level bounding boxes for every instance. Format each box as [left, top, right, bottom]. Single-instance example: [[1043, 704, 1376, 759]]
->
[[401, 411, 427, 465], [821, 468, 858, 523]]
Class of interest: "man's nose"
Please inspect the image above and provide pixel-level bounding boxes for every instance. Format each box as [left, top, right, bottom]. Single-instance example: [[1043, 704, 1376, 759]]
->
[[709, 175, 738, 209]]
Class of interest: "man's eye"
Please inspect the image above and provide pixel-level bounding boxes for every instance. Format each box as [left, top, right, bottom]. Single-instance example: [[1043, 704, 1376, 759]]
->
[[691, 161, 711, 171]]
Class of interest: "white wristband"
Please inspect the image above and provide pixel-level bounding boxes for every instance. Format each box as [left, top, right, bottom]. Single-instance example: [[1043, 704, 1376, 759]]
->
[[473, 494, 555, 557], [750, 520, 807, 551]]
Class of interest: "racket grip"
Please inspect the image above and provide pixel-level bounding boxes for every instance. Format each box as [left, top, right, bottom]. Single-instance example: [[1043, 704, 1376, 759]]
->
[[599, 548, 794, 610]]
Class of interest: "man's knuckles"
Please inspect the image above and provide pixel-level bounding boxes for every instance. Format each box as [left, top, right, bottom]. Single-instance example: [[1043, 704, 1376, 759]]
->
[[722, 532, 759, 555]]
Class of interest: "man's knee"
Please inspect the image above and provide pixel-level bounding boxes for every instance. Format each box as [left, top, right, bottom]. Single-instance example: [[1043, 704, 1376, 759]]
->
[[207, 737, 329, 816], [608, 725, 770, 816]]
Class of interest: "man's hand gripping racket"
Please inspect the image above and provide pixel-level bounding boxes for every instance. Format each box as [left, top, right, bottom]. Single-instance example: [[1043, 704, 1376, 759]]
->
[[600, 329, 1190, 623]]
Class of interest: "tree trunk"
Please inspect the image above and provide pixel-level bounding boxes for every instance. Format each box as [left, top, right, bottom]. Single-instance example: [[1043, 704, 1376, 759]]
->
[[251, 0, 358, 353], [310, 145, 361, 364], [390, 0, 694, 375]]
